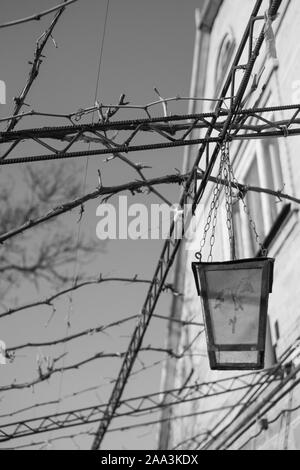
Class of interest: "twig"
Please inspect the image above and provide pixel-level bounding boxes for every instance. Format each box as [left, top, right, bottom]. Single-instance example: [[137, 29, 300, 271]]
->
[[0, 276, 180, 321], [0, 347, 204, 392], [7, 315, 138, 355], [0, 171, 298, 245], [101, 134, 172, 206], [0, 0, 79, 29], [4, 1, 69, 135]]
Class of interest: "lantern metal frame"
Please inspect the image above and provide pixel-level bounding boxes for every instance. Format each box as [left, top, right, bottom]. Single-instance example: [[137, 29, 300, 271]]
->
[[192, 258, 275, 371]]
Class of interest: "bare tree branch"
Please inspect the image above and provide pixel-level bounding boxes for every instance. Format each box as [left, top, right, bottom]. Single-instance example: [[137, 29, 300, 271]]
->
[[0, 275, 181, 321], [3, 0, 69, 134], [0, 170, 298, 246], [0, 0, 79, 29], [0, 161, 97, 294], [0, 346, 204, 392]]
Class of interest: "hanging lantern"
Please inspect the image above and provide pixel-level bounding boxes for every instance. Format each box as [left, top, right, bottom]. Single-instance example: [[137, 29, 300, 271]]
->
[[192, 258, 274, 370]]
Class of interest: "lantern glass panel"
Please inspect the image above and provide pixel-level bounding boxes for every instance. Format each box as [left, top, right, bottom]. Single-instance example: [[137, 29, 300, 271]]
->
[[192, 258, 274, 370], [205, 267, 262, 345], [216, 351, 259, 365]]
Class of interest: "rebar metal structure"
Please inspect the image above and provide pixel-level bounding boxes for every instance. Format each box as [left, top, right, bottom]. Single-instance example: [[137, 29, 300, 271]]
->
[[0, 370, 281, 443], [1, 103, 300, 165]]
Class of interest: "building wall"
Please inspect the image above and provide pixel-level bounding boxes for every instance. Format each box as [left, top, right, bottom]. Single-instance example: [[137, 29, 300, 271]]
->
[[161, 0, 300, 450]]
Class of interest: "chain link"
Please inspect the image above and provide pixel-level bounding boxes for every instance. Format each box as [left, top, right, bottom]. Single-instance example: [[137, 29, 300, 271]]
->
[[223, 142, 236, 259], [196, 145, 226, 262], [195, 140, 268, 261]]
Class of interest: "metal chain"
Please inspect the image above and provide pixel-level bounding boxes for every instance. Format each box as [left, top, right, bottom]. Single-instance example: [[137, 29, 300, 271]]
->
[[195, 140, 267, 261], [195, 151, 225, 262], [242, 201, 268, 257], [222, 142, 236, 259]]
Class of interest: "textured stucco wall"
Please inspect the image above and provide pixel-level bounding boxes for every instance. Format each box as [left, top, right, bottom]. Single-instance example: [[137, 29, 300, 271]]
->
[[167, 0, 300, 450]]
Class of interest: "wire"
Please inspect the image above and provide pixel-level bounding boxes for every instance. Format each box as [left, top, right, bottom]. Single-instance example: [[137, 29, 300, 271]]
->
[[172, 342, 299, 450], [238, 383, 300, 450], [218, 365, 300, 450], [53, 0, 110, 427]]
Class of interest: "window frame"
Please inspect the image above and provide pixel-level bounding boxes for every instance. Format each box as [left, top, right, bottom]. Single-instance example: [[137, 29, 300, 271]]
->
[[223, 135, 288, 259], [214, 29, 236, 99]]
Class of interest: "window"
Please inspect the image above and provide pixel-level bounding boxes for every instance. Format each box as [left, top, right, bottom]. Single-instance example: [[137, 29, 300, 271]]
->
[[232, 138, 284, 258], [230, 138, 285, 369], [244, 157, 266, 255], [215, 30, 236, 97]]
